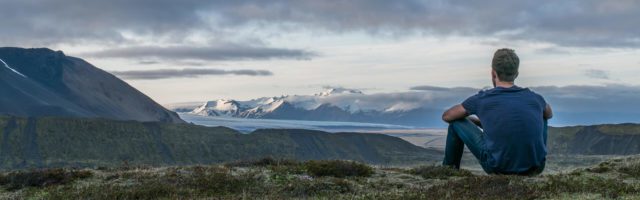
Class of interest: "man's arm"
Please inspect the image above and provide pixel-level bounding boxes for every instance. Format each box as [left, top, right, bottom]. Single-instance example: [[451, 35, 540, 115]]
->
[[442, 104, 470, 123], [543, 104, 553, 120]]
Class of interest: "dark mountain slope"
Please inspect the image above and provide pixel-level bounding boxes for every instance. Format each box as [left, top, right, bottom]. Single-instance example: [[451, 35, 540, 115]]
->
[[0, 116, 441, 170], [0, 47, 183, 123], [0, 63, 90, 117], [253, 129, 433, 164]]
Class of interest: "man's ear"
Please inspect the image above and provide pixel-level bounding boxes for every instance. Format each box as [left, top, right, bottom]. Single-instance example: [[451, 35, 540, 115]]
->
[[491, 69, 497, 79]]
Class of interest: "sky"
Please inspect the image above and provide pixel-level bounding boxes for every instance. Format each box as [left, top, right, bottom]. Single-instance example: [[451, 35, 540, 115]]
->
[[1, 0, 640, 125]]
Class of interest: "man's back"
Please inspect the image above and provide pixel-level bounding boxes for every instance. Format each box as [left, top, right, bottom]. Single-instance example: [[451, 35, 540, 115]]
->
[[462, 86, 547, 173]]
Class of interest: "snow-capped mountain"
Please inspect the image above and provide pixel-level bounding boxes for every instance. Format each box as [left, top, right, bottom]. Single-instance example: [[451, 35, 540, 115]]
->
[[316, 87, 363, 96], [192, 99, 241, 117], [176, 87, 472, 127]]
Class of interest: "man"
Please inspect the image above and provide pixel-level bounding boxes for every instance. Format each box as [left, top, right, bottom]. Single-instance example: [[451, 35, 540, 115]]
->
[[441, 48, 553, 175]]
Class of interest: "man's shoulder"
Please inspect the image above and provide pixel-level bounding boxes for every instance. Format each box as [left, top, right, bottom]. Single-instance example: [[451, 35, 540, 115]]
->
[[467, 86, 544, 99], [521, 87, 546, 100], [480, 86, 545, 100]]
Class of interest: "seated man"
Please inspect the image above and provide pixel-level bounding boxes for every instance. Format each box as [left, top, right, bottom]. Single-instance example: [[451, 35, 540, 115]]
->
[[441, 48, 553, 175]]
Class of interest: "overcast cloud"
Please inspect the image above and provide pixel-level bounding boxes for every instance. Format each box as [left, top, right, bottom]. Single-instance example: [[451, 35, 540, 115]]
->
[[220, 84, 640, 126], [583, 69, 611, 80], [2, 0, 639, 126], [410, 84, 640, 125], [1, 0, 639, 48], [111, 68, 273, 80]]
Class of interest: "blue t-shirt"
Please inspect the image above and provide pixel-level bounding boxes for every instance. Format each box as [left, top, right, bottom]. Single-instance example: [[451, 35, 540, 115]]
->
[[462, 86, 547, 173]]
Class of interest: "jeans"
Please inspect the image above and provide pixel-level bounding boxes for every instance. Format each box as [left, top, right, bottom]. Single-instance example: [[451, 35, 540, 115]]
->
[[442, 118, 547, 175]]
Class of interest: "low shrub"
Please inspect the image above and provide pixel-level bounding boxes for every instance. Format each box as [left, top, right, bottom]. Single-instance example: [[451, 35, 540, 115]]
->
[[0, 168, 92, 190], [425, 175, 538, 199], [47, 179, 185, 199], [618, 163, 640, 177], [304, 160, 373, 178], [541, 174, 638, 198], [224, 157, 300, 168], [586, 161, 612, 173], [283, 177, 352, 197], [407, 165, 474, 179], [188, 166, 264, 196]]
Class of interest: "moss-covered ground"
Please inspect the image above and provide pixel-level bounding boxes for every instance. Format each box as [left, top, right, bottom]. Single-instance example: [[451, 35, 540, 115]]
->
[[2, 157, 640, 199]]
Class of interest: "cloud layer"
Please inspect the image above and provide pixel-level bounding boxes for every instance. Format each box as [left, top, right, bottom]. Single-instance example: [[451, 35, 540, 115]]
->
[[83, 45, 315, 61], [1, 1, 639, 48], [111, 68, 273, 80], [410, 84, 640, 126], [583, 69, 611, 80]]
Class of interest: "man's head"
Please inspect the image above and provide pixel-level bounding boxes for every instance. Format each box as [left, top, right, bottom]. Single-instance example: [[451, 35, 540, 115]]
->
[[491, 48, 519, 83]]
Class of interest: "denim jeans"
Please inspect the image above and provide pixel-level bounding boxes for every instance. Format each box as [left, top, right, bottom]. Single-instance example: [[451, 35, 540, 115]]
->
[[442, 118, 547, 175]]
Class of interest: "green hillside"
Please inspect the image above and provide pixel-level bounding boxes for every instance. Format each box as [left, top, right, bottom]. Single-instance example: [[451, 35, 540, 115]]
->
[[548, 124, 640, 155], [0, 116, 441, 170]]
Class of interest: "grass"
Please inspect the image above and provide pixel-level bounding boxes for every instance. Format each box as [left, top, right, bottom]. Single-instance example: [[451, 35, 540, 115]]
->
[[304, 160, 374, 178], [407, 165, 474, 179], [424, 175, 538, 199], [0, 168, 92, 191], [541, 174, 637, 199], [2, 157, 640, 199]]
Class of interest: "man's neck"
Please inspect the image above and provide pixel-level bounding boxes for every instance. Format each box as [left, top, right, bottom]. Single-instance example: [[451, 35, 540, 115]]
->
[[495, 81, 515, 88]]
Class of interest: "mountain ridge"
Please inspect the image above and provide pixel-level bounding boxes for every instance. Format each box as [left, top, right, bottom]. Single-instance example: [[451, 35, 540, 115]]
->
[[549, 123, 640, 155], [0, 116, 441, 170], [0, 47, 183, 123]]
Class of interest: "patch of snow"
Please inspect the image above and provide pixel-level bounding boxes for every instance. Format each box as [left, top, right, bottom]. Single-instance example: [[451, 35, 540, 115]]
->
[[262, 99, 285, 112], [0, 58, 27, 78], [384, 102, 421, 112]]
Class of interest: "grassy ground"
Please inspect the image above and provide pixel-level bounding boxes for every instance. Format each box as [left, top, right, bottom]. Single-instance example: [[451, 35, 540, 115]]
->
[[1, 157, 640, 199]]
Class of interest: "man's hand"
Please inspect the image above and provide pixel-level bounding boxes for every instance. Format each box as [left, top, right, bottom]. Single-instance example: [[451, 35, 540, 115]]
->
[[468, 115, 482, 128], [442, 104, 469, 123], [544, 104, 553, 120]]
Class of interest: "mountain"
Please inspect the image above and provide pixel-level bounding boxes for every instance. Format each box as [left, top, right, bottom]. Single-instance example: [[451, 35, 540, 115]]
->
[[0, 116, 441, 169], [0, 47, 183, 123], [176, 88, 445, 127]]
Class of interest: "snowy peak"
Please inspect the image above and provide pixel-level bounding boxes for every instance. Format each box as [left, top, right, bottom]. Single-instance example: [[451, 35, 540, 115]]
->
[[254, 96, 285, 105], [192, 99, 240, 117], [261, 98, 285, 112], [316, 87, 363, 97]]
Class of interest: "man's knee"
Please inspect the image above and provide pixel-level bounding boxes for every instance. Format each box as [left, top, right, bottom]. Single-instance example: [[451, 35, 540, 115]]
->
[[449, 118, 476, 129]]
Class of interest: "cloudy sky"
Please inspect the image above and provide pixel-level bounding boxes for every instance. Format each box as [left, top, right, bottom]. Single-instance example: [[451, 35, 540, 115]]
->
[[2, 0, 640, 125]]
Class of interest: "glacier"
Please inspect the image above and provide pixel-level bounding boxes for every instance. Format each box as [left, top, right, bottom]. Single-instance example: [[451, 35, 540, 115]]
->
[[179, 113, 413, 133]]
